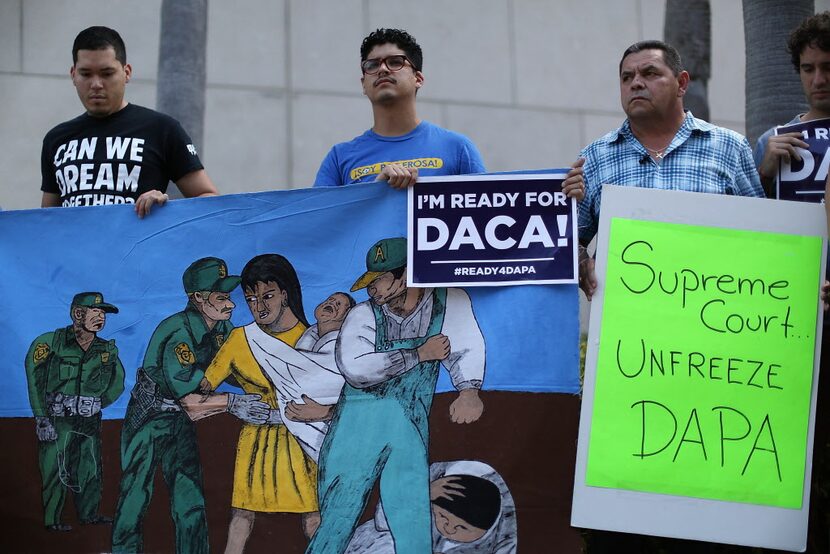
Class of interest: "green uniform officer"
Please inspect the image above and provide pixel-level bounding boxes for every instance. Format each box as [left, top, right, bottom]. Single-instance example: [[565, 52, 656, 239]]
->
[[112, 257, 241, 554], [24, 292, 125, 531]]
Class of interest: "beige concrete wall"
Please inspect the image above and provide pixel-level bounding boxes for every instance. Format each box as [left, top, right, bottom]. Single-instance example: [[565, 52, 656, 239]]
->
[[0, 0, 756, 211]]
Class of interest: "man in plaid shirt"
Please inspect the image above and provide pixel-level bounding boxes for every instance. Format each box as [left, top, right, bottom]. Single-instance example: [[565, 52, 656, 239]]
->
[[577, 40, 765, 301]]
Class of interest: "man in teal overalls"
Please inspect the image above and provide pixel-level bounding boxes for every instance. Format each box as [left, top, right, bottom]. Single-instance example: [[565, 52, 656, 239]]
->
[[307, 238, 485, 554], [25, 292, 125, 531]]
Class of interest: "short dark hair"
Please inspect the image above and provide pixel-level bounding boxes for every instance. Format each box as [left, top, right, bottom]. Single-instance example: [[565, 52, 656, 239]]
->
[[73, 26, 127, 65], [333, 292, 357, 309], [431, 474, 501, 531], [241, 254, 310, 327], [619, 40, 683, 76], [789, 12, 830, 71], [360, 28, 423, 72]]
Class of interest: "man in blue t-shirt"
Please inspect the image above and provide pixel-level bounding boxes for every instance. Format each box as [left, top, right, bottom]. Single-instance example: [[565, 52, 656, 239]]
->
[[313, 28, 485, 189], [313, 28, 586, 194]]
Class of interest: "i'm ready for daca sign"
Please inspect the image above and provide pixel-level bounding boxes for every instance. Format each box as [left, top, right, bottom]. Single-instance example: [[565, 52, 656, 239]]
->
[[406, 174, 577, 287], [776, 117, 830, 202]]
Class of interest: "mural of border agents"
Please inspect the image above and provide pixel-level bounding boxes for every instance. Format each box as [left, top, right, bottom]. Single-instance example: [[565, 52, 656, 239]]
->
[[346, 460, 517, 554], [201, 253, 317, 554], [112, 257, 268, 554], [307, 237, 486, 554], [24, 292, 125, 532]]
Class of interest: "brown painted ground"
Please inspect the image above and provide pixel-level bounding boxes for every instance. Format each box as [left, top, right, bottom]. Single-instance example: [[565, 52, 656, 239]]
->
[[0, 391, 582, 554]]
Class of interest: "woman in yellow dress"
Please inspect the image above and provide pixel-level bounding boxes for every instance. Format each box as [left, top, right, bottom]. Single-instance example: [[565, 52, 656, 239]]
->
[[203, 254, 318, 554]]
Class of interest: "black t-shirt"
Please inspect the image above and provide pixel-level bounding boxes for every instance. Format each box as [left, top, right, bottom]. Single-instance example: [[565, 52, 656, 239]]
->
[[41, 103, 204, 207]]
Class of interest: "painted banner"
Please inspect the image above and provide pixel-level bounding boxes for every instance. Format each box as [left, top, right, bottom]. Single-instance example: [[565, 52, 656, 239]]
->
[[407, 174, 577, 286], [572, 185, 826, 551], [0, 183, 580, 553], [776, 116, 830, 202], [0, 183, 580, 420]]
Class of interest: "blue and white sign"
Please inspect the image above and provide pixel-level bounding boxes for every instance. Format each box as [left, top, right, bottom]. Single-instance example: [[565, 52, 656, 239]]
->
[[407, 174, 578, 286], [776, 117, 830, 202]]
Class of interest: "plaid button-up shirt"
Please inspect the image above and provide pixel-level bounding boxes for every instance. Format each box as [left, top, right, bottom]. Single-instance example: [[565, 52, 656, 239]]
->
[[578, 112, 765, 243]]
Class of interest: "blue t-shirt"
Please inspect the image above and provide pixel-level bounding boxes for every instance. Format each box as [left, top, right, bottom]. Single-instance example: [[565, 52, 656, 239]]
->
[[313, 121, 485, 187]]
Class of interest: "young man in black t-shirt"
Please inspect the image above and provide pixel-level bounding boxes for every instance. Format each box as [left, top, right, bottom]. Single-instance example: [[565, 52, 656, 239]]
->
[[41, 26, 217, 217]]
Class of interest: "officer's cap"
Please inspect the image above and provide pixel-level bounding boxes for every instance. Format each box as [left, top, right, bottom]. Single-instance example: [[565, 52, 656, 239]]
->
[[183, 257, 241, 294], [351, 237, 407, 291], [72, 292, 119, 313]]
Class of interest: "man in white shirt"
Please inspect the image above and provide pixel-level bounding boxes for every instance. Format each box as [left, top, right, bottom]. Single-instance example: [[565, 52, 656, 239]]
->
[[306, 237, 485, 554]]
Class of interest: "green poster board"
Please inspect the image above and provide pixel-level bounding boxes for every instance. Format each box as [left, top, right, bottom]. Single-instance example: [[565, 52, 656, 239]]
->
[[586, 218, 821, 508]]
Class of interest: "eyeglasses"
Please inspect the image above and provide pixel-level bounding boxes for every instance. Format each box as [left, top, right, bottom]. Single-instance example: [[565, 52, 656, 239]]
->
[[361, 55, 413, 75]]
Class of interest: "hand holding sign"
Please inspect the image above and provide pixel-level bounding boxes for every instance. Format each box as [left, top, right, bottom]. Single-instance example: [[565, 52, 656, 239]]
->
[[761, 131, 809, 182], [773, 118, 830, 200], [562, 158, 586, 201]]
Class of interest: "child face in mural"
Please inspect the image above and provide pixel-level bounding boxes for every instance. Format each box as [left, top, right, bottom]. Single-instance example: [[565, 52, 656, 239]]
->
[[431, 504, 488, 543], [429, 474, 500, 544], [244, 281, 288, 327], [314, 293, 351, 327], [366, 270, 407, 306]]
